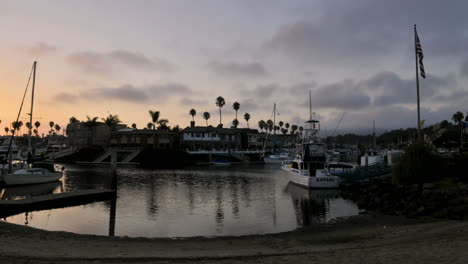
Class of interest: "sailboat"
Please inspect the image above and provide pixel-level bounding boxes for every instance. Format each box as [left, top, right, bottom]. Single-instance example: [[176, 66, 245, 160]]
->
[[2, 61, 63, 186]]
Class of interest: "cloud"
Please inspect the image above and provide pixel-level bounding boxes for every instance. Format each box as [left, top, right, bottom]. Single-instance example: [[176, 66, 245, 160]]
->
[[52, 92, 78, 103], [82, 85, 149, 102], [67, 50, 175, 74], [180, 98, 208, 106], [208, 61, 268, 78], [309, 80, 371, 110], [253, 83, 279, 97], [362, 71, 452, 106], [27, 42, 58, 56], [80, 82, 192, 103], [149, 83, 192, 96]]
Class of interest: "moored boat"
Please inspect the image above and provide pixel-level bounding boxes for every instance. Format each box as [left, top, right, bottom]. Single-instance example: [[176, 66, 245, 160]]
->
[[280, 92, 340, 189]]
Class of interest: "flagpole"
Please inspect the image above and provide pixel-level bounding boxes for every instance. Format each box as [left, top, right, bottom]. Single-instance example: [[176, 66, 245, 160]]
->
[[414, 24, 421, 142]]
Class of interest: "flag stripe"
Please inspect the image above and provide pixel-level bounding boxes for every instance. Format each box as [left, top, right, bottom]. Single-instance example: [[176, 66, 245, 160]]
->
[[416, 33, 426, 78]]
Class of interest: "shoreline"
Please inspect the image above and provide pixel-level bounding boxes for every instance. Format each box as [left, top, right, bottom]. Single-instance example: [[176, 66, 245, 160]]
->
[[1, 213, 467, 263]]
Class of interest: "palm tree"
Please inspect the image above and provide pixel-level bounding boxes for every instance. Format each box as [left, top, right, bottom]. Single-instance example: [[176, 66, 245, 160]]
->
[[299, 126, 304, 136], [157, 119, 169, 130], [84, 116, 99, 145], [452, 111, 465, 149], [291, 124, 298, 135], [244, 113, 250, 128], [258, 120, 264, 132], [215, 96, 225, 125], [285, 123, 290, 130], [266, 119, 274, 133], [33, 128, 38, 137], [54, 124, 61, 134], [279, 121, 284, 129], [131, 123, 137, 129], [4, 127, 9, 135], [49, 121, 55, 135], [146, 122, 154, 130], [149, 110, 160, 130], [102, 114, 122, 132], [189, 109, 196, 122], [232, 119, 239, 128], [203, 112, 211, 126], [69, 116, 80, 124], [232, 102, 240, 120]]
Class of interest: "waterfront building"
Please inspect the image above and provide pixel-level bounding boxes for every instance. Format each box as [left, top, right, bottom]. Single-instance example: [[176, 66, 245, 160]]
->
[[66, 122, 127, 147], [110, 128, 175, 150], [181, 126, 261, 151]]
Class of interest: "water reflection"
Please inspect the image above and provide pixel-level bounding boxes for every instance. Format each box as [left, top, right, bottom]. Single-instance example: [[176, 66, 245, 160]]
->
[[1, 165, 359, 237], [285, 183, 359, 226]]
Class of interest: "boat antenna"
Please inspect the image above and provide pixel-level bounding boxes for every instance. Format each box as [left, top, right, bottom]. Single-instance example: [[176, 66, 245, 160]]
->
[[3, 62, 35, 169]]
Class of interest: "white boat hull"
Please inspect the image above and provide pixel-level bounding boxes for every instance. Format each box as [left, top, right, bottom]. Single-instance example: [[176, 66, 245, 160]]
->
[[3, 172, 62, 186], [281, 165, 341, 189]]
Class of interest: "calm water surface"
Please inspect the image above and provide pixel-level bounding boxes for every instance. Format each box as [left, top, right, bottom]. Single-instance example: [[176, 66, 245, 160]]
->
[[1, 164, 359, 237]]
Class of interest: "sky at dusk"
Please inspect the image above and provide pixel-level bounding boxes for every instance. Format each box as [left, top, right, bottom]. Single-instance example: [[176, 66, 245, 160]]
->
[[1, 0, 468, 136]]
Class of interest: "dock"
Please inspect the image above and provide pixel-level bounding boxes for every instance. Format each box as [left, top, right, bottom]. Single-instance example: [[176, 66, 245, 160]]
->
[[0, 189, 116, 218]]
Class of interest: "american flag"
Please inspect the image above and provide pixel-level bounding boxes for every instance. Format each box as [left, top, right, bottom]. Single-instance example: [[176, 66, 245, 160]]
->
[[416, 32, 426, 78]]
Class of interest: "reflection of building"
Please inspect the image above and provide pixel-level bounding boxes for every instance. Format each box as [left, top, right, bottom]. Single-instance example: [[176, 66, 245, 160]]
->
[[66, 122, 127, 147], [110, 128, 175, 149], [181, 126, 261, 151]]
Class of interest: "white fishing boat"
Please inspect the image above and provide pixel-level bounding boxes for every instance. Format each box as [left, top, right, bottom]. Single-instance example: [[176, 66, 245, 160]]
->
[[2, 61, 63, 185], [281, 92, 341, 189]]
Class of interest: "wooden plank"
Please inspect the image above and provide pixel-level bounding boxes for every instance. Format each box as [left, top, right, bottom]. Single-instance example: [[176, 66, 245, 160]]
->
[[0, 189, 116, 218]]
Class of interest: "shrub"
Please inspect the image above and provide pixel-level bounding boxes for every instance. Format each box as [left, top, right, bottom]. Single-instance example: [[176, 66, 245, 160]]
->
[[393, 143, 444, 185]]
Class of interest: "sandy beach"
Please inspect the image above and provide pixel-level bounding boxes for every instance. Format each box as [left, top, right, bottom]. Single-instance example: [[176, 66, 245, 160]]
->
[[1, 214, 467, 264]]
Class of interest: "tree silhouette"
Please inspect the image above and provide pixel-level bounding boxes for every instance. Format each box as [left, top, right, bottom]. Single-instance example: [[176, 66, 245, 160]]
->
[[131, 123, 137, 129], [149, 110, 160, 130], [232, 102, 240, 120], [232, 119, 239, 128], [244, 113, 250, 128], [54, 124, 61, 134], [102, 114, 121, 132], [49, 121, 55, 135], [69, 116, 80, 124], [203, 112, 211, 126], [190, 109, 196, 122], [215, 96, 225, 125]]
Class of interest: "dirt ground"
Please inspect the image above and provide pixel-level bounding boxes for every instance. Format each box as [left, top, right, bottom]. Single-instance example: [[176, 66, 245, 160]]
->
[[1, 214, 467, 264]]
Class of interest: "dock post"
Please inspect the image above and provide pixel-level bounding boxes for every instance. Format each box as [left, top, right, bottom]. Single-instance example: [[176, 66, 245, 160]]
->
[[111, 148, 117, 174]]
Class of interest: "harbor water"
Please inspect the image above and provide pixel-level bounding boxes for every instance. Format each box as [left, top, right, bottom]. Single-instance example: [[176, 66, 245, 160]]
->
[[0, 164, 359, 237]]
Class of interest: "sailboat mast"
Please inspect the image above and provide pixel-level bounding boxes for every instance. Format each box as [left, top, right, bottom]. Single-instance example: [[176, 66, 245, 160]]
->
[[27, 61, 36, 153], [273, 103, 276, 135]]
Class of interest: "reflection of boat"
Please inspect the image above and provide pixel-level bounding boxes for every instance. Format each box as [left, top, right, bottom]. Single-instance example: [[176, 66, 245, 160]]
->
[[210, 158, 231, 166], [281, 92, 340, 188], [2, 62, 63, 186], [0, 181, 62, 200], [286, 183, 335, 225]]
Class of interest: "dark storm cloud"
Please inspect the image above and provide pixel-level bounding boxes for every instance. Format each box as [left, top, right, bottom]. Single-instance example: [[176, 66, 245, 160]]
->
[[208, 61, 268, 78], [68, 50, 175, 74], [82, 85, 149, 102], [52, 92, 78, 103], [27, 42, 58, 56]]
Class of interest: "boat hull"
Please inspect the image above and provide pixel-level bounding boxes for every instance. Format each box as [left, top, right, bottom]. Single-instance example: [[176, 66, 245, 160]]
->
[[3, 172, 62, 186], [281, 165, 341, 189]]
